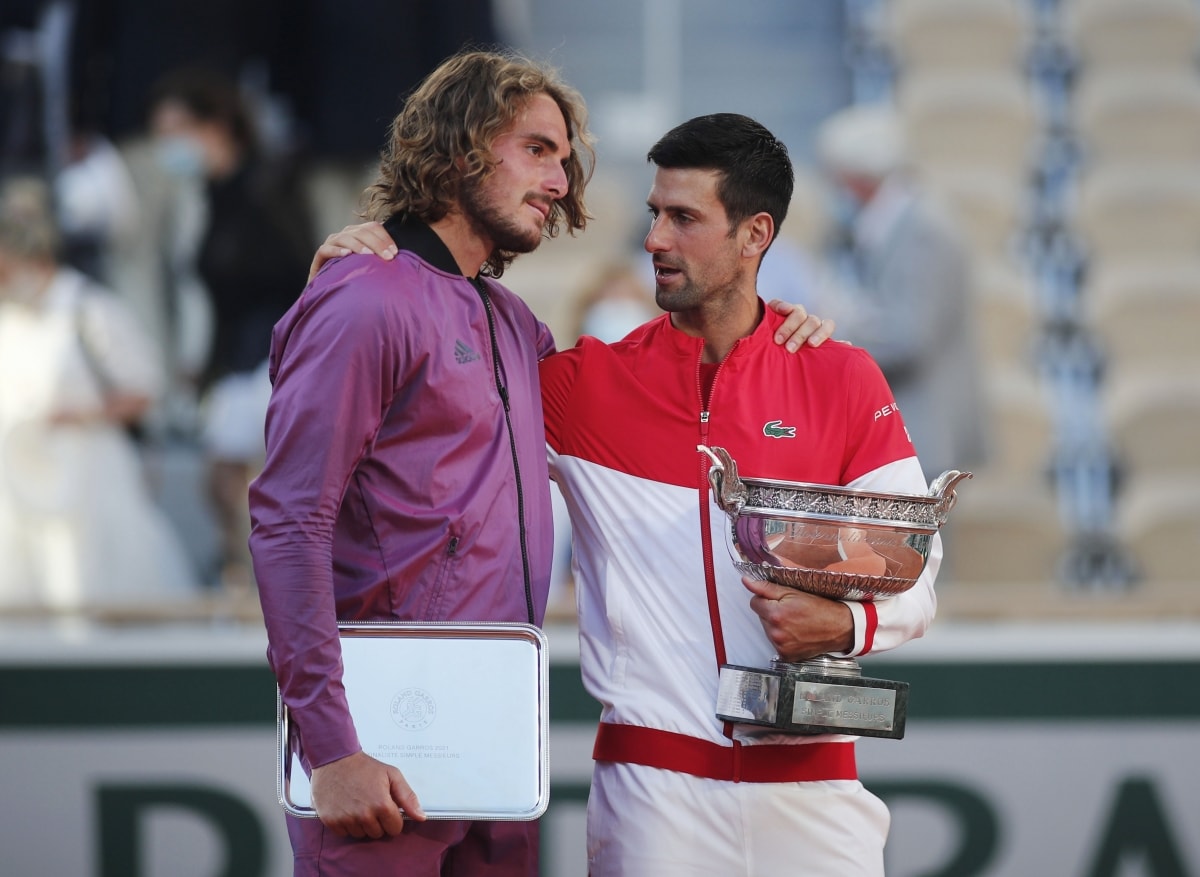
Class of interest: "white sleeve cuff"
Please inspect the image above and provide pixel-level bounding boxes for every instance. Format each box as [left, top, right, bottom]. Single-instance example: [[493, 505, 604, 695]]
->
[[830, 600, 868, 658]]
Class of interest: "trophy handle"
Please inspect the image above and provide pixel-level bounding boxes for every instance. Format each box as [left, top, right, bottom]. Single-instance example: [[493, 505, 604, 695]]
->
[[697, 445, 748, 516], [927, 470, 973, 525]]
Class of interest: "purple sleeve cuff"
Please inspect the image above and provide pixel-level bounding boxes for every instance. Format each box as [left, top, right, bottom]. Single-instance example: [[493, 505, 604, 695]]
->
[[292, 691, 362, 768]]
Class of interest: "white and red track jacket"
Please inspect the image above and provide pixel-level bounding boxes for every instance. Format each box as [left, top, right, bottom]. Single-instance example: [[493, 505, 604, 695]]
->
[[540, 305, 940, 783]]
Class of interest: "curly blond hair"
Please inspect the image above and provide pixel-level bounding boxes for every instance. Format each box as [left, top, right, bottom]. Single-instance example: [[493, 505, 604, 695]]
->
[[362, 50, 595, 277]]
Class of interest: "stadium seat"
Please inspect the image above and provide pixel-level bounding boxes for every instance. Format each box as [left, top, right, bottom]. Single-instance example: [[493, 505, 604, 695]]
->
[[973, 260, 1041, 370], [984, 365, 1056, 480], [897, 72, 1040, 182], [1102, 370, 1200, 478], [1082, 258, 1200, 376], [925, 169, 1030, 264], [1072, 71, 1200, 167], [886, 0, 1031, 73], [1114, 474, 1200, 586], [1071, 166, 1200, 266], [1062, 0, 1200, 73], [945, 473, 1067, 585]]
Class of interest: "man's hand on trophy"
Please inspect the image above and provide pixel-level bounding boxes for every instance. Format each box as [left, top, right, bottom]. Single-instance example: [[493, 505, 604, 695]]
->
[[742, 577, 855, 661], [310, 750, 427, 838]]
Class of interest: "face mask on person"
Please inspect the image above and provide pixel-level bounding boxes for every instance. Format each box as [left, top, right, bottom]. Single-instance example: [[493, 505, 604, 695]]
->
[[580, 298, 657, 344], [154, 135, 207, 179]]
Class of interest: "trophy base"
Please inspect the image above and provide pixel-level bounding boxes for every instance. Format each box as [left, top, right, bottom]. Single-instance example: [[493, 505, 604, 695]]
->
[[715, 657, 909, 740]]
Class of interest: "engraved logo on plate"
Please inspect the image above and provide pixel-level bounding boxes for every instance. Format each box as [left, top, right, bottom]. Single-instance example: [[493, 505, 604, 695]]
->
[[391, 688, 437, 730]]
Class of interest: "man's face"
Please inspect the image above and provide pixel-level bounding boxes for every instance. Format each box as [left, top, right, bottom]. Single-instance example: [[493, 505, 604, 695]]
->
[[459, 92, 571, 256], [644, 167, 745, 314]]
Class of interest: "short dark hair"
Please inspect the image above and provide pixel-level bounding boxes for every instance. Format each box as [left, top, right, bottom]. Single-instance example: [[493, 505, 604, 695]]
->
[[647, 113, 793, 244]]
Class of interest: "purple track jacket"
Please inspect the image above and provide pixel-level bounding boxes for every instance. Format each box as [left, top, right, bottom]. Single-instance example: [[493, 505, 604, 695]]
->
[[249, 216, 556, 768]]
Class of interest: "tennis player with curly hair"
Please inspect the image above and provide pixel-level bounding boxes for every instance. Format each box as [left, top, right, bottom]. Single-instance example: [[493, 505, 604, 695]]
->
[[249, 49, 593, 876]]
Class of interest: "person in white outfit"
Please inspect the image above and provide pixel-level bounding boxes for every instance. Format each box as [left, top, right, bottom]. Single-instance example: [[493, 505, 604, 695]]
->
[[0, 177, 200, 612]]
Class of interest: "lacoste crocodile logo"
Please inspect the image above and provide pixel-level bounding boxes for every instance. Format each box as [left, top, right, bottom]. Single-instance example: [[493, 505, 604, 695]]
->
[[763, 420, 797, 439], [454, 340, 481, 364]]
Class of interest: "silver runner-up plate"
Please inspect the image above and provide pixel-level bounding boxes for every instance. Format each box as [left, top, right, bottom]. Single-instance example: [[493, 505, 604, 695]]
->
[[278, 621, 549, 821], [716, 663, 909, 739]]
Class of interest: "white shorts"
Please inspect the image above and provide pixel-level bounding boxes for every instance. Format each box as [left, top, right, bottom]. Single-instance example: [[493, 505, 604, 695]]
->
[[586, 760, 890, 877]]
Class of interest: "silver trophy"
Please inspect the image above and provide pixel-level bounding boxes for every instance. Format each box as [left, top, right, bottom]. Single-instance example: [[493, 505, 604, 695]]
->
[[699, 445, 970, 739]]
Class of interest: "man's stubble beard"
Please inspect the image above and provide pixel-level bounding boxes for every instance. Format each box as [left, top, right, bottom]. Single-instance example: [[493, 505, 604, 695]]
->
[[654, 259, 745, 318], [459, 175, 545, 257], [653, 264, 729, 314], [654, 276, 702, 314]]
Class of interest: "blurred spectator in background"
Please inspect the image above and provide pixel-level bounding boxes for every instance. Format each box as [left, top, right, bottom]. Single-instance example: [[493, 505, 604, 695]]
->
[[55, 124, 141, 284], [142, 67, 315, 590], [571, 260, 659, 344], [0, 1, 139, 287], [755, 170, 831, 311], [0, 176, 199, 612], [811, 104, 988, 482]]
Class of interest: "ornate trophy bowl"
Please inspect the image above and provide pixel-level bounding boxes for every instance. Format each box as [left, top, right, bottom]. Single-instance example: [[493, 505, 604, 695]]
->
[[699, 446, 971, 602], [698, 445, 971, 740]]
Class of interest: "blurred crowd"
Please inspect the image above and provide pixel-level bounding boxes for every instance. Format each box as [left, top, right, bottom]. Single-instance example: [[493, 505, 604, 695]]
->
[[0, 64, 315, 614], [0, 0, 502, 617], [3, 0, 1197, 621]]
